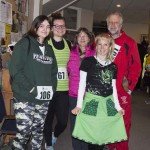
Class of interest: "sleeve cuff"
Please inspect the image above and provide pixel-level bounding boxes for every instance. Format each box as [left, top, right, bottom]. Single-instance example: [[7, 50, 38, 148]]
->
[[127, 89, 132, 95]]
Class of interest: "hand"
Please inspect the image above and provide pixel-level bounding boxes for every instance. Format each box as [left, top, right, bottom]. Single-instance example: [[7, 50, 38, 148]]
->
[[71, 107, 81, 115], [122, 76, 128, 92], [119, 109, 125, 115]]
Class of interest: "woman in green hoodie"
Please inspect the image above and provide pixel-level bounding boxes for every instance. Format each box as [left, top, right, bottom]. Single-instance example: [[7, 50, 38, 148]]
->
[[9, 15, 57, 150]]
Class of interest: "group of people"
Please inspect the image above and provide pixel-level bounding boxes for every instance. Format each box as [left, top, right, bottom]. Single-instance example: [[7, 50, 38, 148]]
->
[[9, 11, 141, 150]]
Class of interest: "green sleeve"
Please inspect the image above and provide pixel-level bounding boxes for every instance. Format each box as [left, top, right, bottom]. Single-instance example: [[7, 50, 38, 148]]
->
[[9, 39, 34, 92]]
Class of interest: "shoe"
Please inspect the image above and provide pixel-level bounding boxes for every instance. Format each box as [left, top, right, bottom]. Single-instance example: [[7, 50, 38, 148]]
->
[[146, 86, 149, 93], [145, 100, 150, 104], [52, 132, 57, 146], [46, 146, 54, 150]]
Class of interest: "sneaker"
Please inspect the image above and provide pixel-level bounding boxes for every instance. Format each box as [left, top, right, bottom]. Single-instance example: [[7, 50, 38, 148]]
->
[[147, 86, 149, 93], [52, 132, 57, 146], [46, 146, 54, 150]]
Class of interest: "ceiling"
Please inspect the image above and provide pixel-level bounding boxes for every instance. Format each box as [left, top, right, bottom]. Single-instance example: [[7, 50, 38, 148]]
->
[[73, 0, 150, 25], [42, 0, 79, 16], [42, 0, 150, 25]]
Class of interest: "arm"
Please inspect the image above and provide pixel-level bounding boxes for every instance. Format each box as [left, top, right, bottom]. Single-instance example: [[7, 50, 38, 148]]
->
[[51, 49, 58, 93], [67, 50, 72, 74], [112, 79, 124, 115], [127, 41, 141, 92], [71, 70, 87, 115], [9, 39, 34, 92]]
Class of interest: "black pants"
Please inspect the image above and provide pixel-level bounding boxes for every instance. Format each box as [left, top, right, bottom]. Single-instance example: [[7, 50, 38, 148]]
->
[[44, 91, 69, 146], [88, 144, 104, 150]]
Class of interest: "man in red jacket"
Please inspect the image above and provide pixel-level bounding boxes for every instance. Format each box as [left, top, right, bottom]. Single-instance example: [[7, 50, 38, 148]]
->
[[106, 12, 141, 150]]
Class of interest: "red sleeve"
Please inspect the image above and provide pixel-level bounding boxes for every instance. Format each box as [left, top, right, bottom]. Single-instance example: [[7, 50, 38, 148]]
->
[[127, 39, 141, 91]]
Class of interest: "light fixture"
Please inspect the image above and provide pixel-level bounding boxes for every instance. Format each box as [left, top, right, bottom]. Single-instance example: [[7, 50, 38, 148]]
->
[[116, 4, 121, 8]]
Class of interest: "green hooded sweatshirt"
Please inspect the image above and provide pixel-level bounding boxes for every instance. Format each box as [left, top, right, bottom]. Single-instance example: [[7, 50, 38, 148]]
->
[[9, 35, 58, 104]]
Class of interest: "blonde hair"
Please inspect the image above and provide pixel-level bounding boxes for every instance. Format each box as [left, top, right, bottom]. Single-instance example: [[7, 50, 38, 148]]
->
[[95, 33, 115, 61]]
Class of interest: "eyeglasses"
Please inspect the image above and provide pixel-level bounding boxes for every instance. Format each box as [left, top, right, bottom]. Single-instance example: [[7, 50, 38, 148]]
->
[[53, 24, 66, 29]]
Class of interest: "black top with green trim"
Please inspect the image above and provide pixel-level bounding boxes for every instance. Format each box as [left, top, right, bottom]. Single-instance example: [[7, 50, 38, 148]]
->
[[9, 35, 58, 104], [80, 56, 117, 97]]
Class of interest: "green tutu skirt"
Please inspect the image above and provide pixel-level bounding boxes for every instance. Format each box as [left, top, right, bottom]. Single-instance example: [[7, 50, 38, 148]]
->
[[72, 92, 127, 145]]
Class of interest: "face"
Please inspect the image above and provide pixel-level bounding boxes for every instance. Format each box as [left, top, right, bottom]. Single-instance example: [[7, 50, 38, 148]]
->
[[107, 15, 122, 36], [52, 19, 66, 38], [77, 31, 90, 48], [36, 20, 50, 40], [96, 38, 110, 59]]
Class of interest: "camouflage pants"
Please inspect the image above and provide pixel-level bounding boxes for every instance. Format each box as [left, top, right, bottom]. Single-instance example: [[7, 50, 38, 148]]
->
[[12, 99, 49, 150]]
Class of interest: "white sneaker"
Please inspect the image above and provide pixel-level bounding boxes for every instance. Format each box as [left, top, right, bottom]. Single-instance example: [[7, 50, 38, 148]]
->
[[52, 132, 57, 146]]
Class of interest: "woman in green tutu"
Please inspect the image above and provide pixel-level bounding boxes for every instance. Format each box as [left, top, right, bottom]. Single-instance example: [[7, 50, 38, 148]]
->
[[72, 33, 127, 148]]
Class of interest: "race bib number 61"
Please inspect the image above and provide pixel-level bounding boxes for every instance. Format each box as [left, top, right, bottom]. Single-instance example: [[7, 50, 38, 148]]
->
[[57, 68, 67, 80]]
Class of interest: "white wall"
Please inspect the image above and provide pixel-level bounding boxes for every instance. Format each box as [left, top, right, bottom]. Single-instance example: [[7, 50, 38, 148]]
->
[[123, 23, 149, 43], [80, 9, 94, 32], [28, 0, 42, 29]]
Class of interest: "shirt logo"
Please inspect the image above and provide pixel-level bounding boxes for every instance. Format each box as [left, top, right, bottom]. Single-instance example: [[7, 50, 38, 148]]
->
[[33, 53, 53, 64], [121, 96, 128, 104]]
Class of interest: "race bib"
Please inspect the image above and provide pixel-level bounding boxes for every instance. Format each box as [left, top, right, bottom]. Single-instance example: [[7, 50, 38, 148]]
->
[[57, 68, 67, 80], [35, 86, 53, 100], [113, 44, 121, 61]]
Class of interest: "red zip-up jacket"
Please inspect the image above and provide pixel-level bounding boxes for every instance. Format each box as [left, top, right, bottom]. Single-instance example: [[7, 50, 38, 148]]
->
[[113, 31, 141, 92]]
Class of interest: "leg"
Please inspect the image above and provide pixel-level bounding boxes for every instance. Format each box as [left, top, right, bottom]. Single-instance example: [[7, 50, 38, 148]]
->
[[115, 101, 131, 150], [32, 102, 49, 150], [54, 91, 69, 137], [108, 91, 131, 150], [12, 100, 35, 150], [69, 96, 88, 150], [44, 94, 56, 146]]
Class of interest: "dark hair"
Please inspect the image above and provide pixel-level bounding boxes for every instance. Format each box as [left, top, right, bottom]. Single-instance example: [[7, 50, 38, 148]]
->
[[27, 15, 51, 40], [72, 27, 95, 50], [50, 13, 66, 26]]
